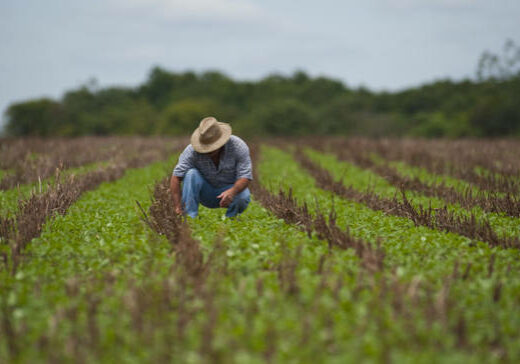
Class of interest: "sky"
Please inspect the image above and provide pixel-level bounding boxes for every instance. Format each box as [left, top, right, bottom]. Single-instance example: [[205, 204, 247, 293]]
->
[[1, 0, 520, 127]]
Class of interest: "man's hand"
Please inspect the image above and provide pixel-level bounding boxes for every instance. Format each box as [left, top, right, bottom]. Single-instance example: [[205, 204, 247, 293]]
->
[[217, 188, 236, 207], [218, 178, 249, 208], [170, 176, 183, 215]]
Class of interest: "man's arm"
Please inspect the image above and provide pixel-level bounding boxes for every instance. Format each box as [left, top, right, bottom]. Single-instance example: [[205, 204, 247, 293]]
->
[[170, 175, 184, 215], [171, 145, 195, 215], [217, 178, 249, 208], [218, 138, 253, 208]]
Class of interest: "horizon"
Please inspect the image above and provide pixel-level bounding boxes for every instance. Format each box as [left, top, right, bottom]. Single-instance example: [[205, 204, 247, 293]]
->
[[0, 66, 480, 133]]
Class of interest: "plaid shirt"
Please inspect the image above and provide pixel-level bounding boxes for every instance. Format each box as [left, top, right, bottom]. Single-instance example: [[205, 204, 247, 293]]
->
[[172, 135, 253, 188]]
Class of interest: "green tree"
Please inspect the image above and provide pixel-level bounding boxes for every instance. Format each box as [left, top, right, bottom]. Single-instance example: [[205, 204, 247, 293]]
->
[[469, 95, 520, 137], [156, 98, 235, 135], [250, 99, 316, 136], [409, 112, 472, 138], [5, 99, 63, 136], [95, 97, 158, 135], [316, 95, 356, 134]]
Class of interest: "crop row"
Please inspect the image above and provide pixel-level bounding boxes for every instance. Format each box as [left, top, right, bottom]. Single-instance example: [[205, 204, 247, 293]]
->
[[311, 140, 520, 218], [0, 136, 184, 189], [0, 140, 181, 274], [309, 137, 520, 195], [260, 145, 520, 275], [0, 162, 105, 218], [295, 147, 520, 249], [297, 139, 520, 222]]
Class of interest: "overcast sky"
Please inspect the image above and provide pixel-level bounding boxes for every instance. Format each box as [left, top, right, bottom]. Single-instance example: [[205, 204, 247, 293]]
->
[[1, 0, 519, 126]]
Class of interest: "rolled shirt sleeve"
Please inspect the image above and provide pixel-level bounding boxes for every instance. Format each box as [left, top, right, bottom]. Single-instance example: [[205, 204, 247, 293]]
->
[[235, 141, 253, 181], [172, 145, 195, 178]]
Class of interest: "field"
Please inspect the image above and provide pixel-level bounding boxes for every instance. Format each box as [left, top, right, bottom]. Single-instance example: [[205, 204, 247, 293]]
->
[[1, 136, 520, 363]]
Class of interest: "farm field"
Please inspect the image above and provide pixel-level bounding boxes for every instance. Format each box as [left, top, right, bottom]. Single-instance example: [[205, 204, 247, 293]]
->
[[1, 137, 520, 363]]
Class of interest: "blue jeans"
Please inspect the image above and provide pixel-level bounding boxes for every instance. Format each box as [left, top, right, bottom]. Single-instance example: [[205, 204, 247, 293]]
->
[[182, 168, 251, 218]]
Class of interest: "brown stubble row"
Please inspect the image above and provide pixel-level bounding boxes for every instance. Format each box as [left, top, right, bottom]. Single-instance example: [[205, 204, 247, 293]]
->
[[0, 136, 186, 190], [373, 162, 520, 218], [141, 177, 210, 281], [137, 176, 237, 361], [308, 138, 520, 218], [291, 148, 520, 250], [0, 140, 181, 275], [308, 137, 520, 195], [0, 137, 119, 169]]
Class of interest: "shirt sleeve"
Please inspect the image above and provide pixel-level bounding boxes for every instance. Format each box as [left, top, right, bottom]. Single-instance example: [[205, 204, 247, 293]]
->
[[235, 138, 253, 181], [172, 145, 195, 178]]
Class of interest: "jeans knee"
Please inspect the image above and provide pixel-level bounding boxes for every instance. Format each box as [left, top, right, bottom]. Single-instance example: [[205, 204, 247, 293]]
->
[[183, 169, 204, 195], [184, 168, 201, 181], [235, 189, 251, 207]]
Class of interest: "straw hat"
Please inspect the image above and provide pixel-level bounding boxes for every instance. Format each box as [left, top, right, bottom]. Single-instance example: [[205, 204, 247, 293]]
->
[[191, 116, 232, 153]]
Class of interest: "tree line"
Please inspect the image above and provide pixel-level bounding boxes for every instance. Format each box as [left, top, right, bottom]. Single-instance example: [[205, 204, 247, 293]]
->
[[4, 40, 520, 138]]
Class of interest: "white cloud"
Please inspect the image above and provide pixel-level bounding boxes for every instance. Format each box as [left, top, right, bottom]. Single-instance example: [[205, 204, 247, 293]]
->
[[111, 0, 267, 22]]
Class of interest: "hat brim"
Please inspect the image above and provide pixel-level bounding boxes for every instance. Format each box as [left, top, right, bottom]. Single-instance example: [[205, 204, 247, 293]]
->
[[191, 122, 232, 153]]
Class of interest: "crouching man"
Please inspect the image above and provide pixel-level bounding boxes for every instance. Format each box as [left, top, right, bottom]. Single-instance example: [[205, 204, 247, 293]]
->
[[171, 116, 252, 218]]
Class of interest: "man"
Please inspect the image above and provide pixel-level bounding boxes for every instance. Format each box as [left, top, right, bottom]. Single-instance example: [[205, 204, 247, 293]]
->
[[171, 116, 252, 218]]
